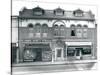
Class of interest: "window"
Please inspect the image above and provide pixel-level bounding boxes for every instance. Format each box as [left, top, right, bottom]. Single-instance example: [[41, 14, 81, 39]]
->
[[28, 23, 34, 38], [60, 25, 65, 36], [73, 9, 84, 17], [82, 47, 91, 55], [42, 23, 48, 37], [67, 47, 75, 56], [70, 24, 76, 36], [35, 23, 41, 38], [83, 25, 88, 38], [54, 7, 64, 16], [71, 30, 75, 36], [28, 23, 33, 28], [76, 24, 82, 38], [54, 24, 59, 36], [33, 6, 44, 15]]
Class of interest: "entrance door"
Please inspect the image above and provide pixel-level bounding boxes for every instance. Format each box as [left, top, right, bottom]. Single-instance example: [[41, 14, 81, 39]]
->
[[35, 48, 42, 61], [75, 48, 83, 59], [55, 48, 63, 61]]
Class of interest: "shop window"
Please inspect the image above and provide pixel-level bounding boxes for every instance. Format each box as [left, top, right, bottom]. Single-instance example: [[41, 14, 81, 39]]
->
[[82, 47, 91, 55], [67, 50, 75, 56], [67, 47, 75, 56]]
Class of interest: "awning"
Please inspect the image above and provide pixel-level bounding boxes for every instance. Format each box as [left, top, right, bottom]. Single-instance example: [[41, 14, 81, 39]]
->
[[65, 42, 92, 46]]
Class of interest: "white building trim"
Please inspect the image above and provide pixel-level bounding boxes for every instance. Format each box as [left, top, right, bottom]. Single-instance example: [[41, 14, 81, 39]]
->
[[65, 42, 92, 46]]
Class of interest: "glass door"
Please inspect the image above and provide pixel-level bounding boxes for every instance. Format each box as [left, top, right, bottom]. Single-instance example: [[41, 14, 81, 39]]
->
[[75, 48, 83, 59]]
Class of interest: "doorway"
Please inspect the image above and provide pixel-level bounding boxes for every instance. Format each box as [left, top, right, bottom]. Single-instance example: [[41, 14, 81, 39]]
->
[[55, 48, 64, 61]]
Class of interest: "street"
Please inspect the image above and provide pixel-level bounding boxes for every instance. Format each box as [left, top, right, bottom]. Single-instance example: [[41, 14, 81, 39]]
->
[[12, 62, 97, 75]]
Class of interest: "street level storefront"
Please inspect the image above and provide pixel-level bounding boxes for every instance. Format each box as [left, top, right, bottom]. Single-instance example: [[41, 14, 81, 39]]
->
[[66, 42, 92, 60], [17, 40, 94, 63], [23, 44, 52, 62]]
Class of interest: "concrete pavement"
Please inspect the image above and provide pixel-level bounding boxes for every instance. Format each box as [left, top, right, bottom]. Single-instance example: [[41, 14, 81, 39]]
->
[[12, 61, 97, 75]]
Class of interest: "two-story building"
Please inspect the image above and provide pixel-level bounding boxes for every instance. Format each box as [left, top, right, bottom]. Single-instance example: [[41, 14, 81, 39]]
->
[[11, 6, 97, 63]]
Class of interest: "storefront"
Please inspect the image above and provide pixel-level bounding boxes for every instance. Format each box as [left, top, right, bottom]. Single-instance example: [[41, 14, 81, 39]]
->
[[23, 43, 52, 62], [66, 42, 92, 60]]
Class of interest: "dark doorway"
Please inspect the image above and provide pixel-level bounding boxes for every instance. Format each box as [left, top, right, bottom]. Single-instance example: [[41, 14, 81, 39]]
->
[[35, 48, 42, 61], [75, 48, 83, 56]]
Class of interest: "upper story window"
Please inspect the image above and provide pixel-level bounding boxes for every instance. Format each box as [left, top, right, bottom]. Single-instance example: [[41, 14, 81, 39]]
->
[[76, 24, 82, 38], [28, 23, 34, 38], [53, 24, 59, 36], [60, 25, 65, 36], [42, 23, 48, 37], [54, 7, 64, 16], [73, 9, 84, 17], [28, 23, 34, 28], [33, 6, 45, 15], [35, 23, 41, 38], [83, 25, 88, 38], [28, 23, 34, 31], [70, 24, 76, 36]]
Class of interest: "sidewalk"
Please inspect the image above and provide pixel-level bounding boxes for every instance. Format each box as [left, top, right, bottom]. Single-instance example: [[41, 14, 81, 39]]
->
[[12, 60, 97, 67]]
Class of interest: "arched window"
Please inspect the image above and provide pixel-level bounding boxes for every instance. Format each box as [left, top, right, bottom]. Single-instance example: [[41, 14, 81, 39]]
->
[[60, 24, 65, 28], [83, 25, 88, 28], [70, 24, 76, 36], [60, 25, 65, 36], [71, 24, 75, 28], [54, 24, 59, 28], [35, 23, 41, 38], [83, 24, 88, 38], [76, 24, 82, 38], [28, 23, 33, 28], [28, 23, 34, 38], [35, 23, 41, 27], [42, 23, 48, 28], [42, 23, 48, 37], [77, 24, 82, 28], [53, 24, 59, 36]]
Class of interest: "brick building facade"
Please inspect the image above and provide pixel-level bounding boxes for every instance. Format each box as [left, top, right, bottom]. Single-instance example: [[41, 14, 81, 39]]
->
[[11, 6, 97, 63]]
